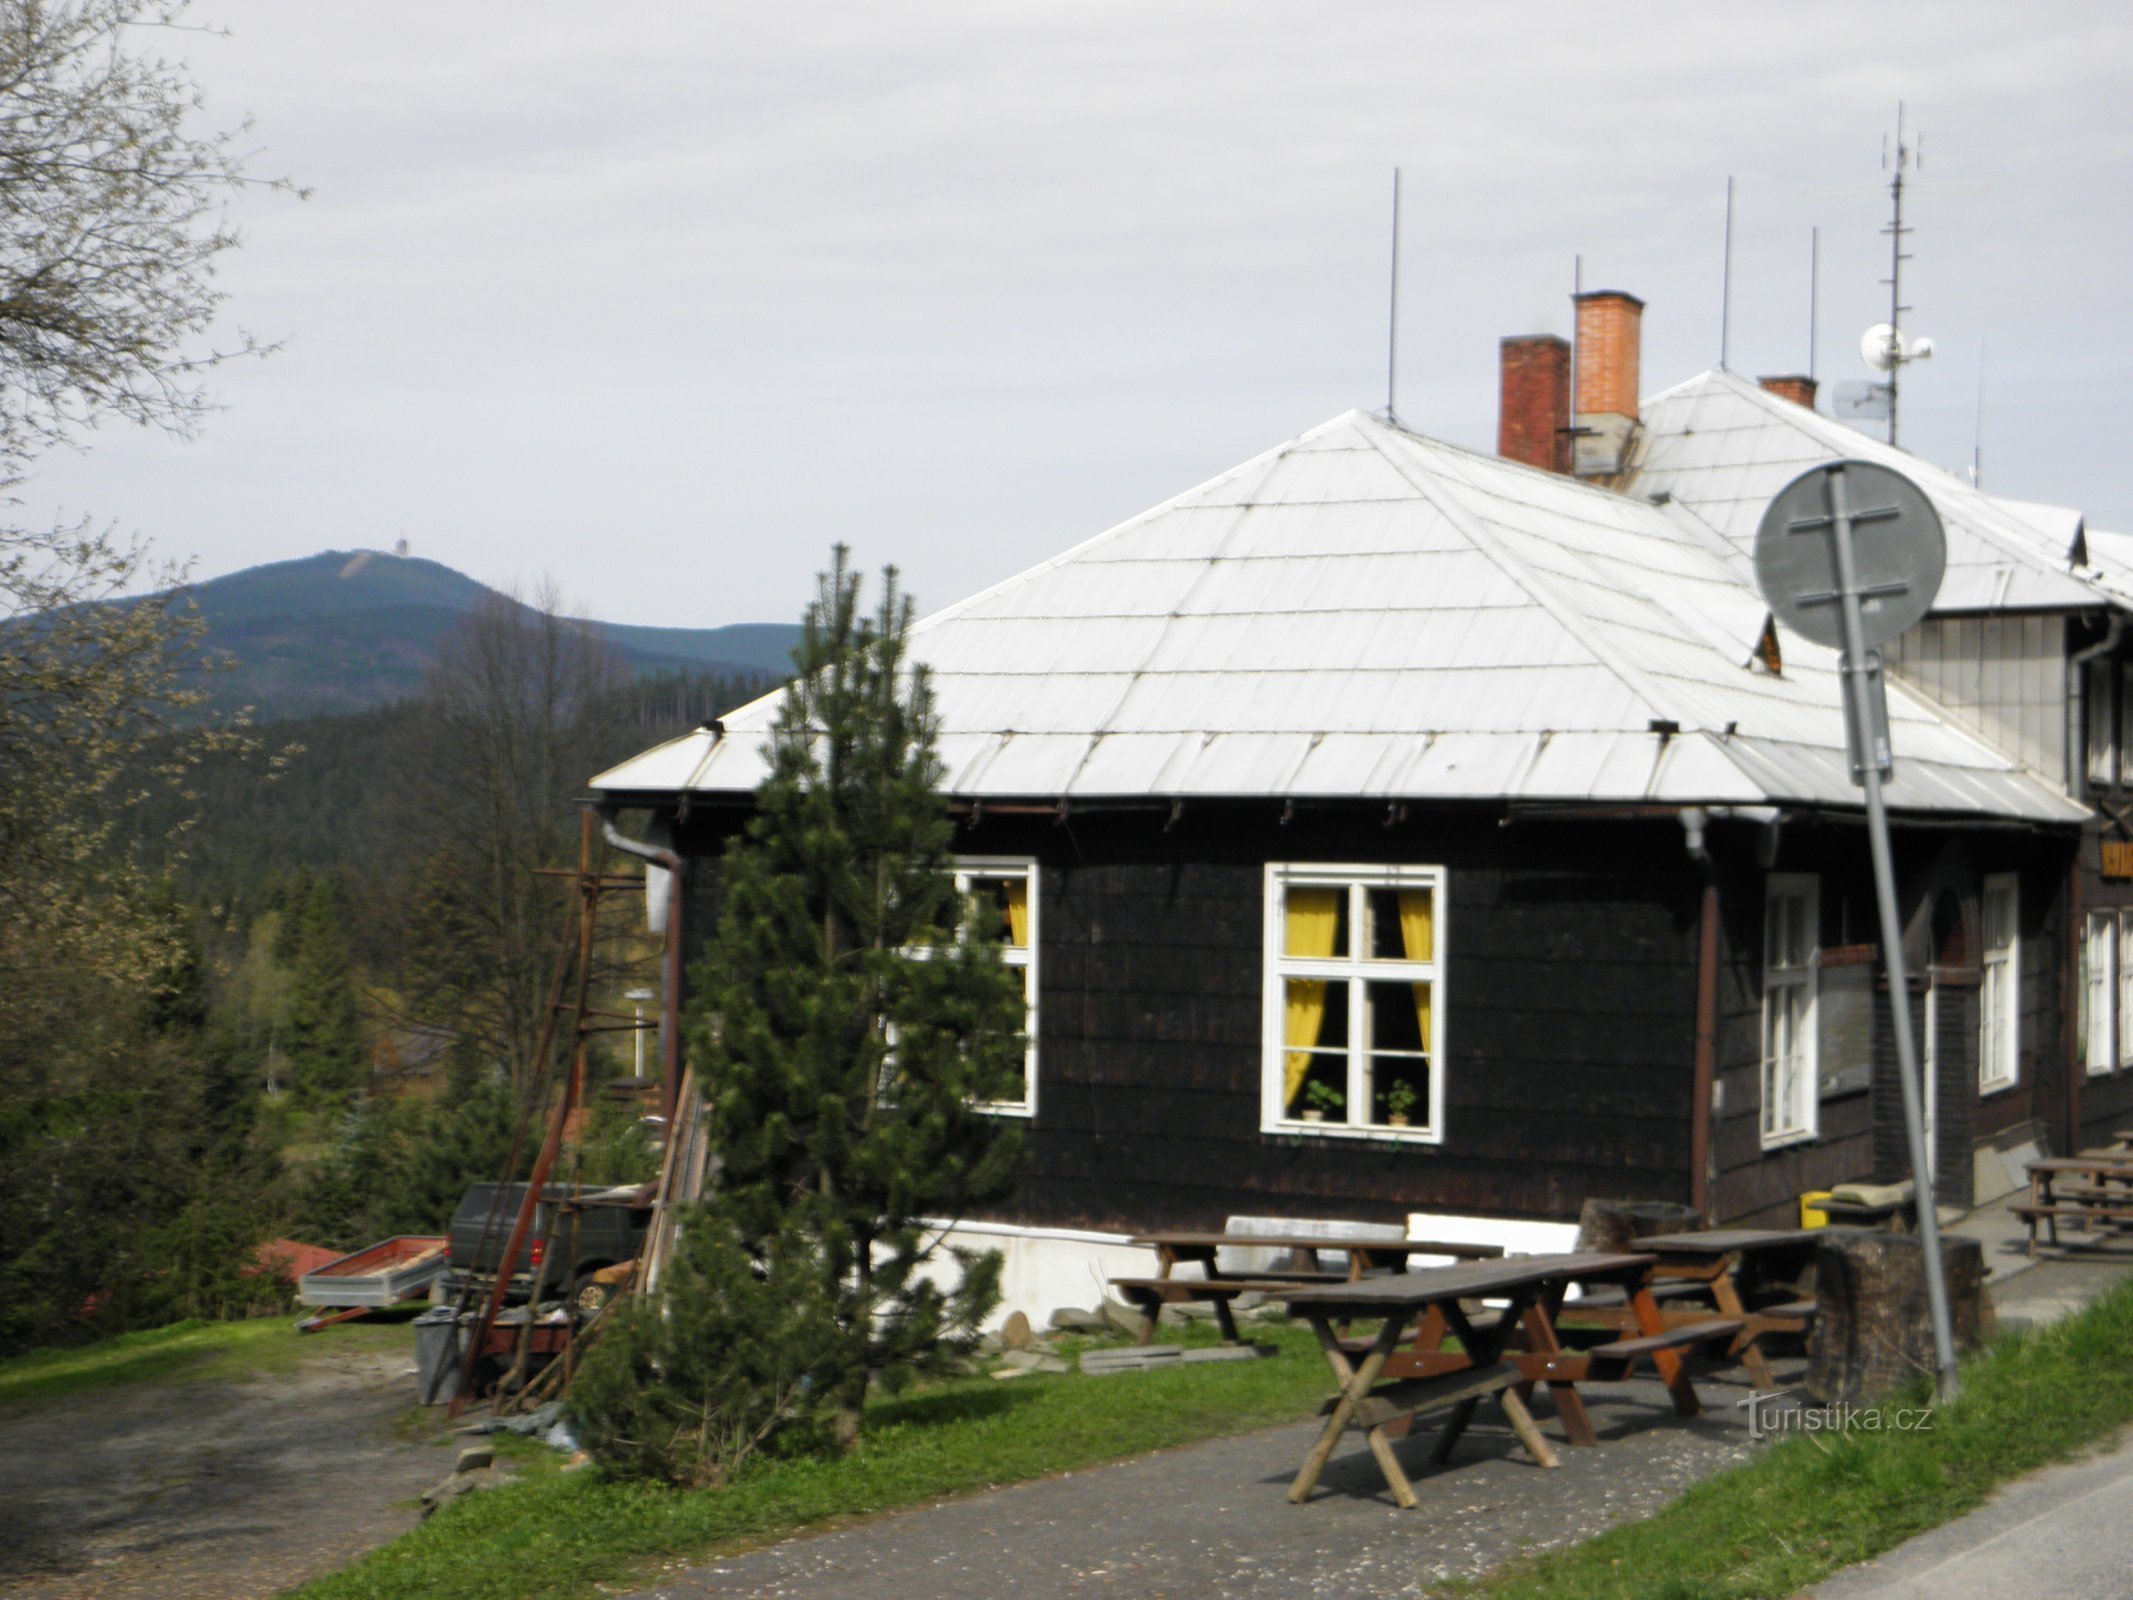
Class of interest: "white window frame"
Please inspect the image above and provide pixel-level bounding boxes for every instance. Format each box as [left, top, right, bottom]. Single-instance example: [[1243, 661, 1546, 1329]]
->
[[1261, 862, 1445, 1145], [953, 857, 1039, 1118], [2084, 911, 2116, 1077], [1979, 874, 2020, 1094], [1760, 874, 1819, 1148], [2118, 910, 2133, 1072]]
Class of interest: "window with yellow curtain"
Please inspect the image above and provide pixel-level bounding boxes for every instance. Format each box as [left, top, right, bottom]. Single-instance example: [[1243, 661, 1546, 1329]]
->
[[954, 859, 1038, 1116], [1264, 864, 1443, 1140]]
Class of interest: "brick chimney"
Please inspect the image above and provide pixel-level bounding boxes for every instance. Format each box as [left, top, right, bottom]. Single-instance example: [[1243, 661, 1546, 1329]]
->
[[1498, 334, 1570, 473], [1572, 290, 1643, 477], [1758, 374, 1819, 411]]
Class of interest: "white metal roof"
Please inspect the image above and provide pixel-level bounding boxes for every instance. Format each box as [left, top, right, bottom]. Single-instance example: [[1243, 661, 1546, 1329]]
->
[[594, 408, 2083, 822], [1631, 369, 2100, 614]]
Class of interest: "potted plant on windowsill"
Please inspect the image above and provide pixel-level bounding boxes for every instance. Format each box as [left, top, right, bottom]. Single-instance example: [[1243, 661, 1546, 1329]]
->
[[1300, 1080, 1344, 1124], [1383, 1080, 1418, 1128]]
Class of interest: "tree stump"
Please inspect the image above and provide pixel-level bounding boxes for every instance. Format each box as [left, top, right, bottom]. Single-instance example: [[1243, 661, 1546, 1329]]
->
[[1574, 1199, 1701, 1255], [1805, 1229, 1986, 1404]]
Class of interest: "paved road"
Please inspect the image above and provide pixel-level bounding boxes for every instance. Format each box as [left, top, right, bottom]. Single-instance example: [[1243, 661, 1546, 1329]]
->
[[619, 1376, 1763, 1600], [1810, 1427, 2133, 1600], [0, 1339, 457, 1600]]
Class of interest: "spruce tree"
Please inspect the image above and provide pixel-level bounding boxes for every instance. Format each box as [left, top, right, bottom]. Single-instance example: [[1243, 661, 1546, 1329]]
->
[[692, 546, 1025, 1445], [284, 878, 366, 1104]]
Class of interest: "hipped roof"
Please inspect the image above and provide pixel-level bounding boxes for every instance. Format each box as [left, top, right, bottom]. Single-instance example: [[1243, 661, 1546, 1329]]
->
[[1632, 369, 2102, 613], [594, 408, 2083, 823]]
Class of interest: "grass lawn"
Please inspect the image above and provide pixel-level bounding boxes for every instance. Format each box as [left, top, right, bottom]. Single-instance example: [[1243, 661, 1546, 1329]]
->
[[291, 1318, 1335, 1600], [0, 1312, 418, 1410], [1448, 1276, 2133, 1600]]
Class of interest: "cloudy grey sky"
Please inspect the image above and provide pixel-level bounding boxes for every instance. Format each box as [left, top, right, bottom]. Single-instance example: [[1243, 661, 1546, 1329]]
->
[[30, 1, 2133, 628]]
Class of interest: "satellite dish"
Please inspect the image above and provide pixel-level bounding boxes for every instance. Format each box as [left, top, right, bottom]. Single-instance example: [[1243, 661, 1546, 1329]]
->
[[1909, 336, 1935, 361], [1860, 323, 1901, 372], [1754, 460, 1946, 651]]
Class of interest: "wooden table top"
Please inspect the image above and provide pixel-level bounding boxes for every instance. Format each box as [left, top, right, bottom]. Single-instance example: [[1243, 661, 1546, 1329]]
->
[[1629, 1228, 1822, 1255], [1127, 1231, 1502, 1257], [1276, 1251, 1654, 1312], [2028, 1156, 2133, 1176]]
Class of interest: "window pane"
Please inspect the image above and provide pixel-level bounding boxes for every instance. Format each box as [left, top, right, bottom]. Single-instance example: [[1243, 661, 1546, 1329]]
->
[[1985, 883, 2015, 952], [1287, 1054, 1349, 1121], [1365, 885, 1433, 962], [967, 875, 1026, 947], [1366, 980, 1427, 1054], [1284, 886, 1346, 959], [1368, 1057, 1429, 1127], [2090, 659, 2115, 783]]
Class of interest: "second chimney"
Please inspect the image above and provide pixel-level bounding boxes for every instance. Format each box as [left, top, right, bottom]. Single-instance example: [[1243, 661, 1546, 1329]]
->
[[1499, 334, 1571, 473], [1758, 374, 1819, 411], [1573, 289, 1643, 477]]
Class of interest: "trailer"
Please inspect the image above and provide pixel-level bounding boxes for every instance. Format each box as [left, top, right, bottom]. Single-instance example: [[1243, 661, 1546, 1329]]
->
[[296, 1235, 448, 1330]]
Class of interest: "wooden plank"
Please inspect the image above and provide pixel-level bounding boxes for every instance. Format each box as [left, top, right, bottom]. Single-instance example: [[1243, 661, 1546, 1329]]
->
[[1317, 1364, 1520, 1429], [1584, 1318, 1746, 1360], [1278, 1252, 1656, 1313]]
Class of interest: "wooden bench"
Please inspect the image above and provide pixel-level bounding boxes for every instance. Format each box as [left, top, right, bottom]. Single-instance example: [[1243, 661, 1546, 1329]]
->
[[1115, 1232, 1506, 1344], [2014, 1202, 2133, 1257], [1583, 1317, 1745, 1383], [1109, 1273, 1349, 1343]]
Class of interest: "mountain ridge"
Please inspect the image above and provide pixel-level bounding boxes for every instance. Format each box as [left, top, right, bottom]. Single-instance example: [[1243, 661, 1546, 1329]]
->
[[158, 549, 798, 719]]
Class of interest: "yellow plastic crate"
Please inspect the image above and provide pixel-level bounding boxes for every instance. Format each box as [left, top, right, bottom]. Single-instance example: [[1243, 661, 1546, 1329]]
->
[[1799, 1190, 1833, 1228]]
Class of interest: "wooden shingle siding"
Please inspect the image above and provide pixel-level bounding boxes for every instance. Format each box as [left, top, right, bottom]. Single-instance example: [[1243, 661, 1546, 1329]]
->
[[664, 801, 2074, 1233], [946, 807, 1705, 1231]]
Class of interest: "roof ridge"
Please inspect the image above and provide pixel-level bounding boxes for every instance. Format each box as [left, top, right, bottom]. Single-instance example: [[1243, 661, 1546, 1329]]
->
[[1656, 370, 2095, 589], [1351, 412, 1687, 728]]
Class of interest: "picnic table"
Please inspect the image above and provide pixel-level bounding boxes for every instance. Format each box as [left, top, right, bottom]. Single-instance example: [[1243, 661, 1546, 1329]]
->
[[1277, 1253, 1742, 1509], [1112, 1231, 1504, 1345], [2017, 1154, 2133, 1255], [1626, 1228, 1822, 1390]]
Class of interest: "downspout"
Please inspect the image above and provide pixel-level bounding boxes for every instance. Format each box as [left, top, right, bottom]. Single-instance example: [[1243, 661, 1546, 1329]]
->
[[2066, 612, 2122, 797], [2067, 853, 2084, 1156], [2065, 614, 2119, 1153], [598, 810, 686, 1131], [1680, 807, 1719, 1222]]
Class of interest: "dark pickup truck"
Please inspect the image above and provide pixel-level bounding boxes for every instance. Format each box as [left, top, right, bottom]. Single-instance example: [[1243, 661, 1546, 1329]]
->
[[443, 1181, 653, 1315]]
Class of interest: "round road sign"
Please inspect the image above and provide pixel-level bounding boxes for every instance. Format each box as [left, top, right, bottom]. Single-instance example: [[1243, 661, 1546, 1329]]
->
[[1752, 459, 1946, 652]]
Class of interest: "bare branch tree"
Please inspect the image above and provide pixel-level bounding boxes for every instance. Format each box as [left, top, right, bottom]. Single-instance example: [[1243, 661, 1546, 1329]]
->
[[393, 582, 629, 1096]]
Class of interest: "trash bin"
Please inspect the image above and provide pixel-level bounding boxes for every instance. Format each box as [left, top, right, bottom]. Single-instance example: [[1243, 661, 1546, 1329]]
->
[[1800, 1190, 1834, 1228], [414, 1306, 462, 1405]]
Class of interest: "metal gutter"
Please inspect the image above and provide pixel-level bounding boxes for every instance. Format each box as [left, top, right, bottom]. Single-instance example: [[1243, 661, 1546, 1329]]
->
[[597, 808, 686, 1129]]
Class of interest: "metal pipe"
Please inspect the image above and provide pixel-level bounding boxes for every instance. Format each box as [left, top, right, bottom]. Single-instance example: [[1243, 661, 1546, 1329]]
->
[[598, 811, 687, 1129], [1827, 465, 1960, 1403], [2066, 613, 2122, 797], [1679, 808, 1719, 1220]]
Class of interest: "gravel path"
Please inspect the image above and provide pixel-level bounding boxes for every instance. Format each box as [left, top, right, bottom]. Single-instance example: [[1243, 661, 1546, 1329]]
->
[[618, 1370, 1772, 1600], [0, 1335, 458, 1600]]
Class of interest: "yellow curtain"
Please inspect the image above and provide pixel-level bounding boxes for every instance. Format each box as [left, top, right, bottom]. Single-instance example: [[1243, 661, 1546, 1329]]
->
[[1005, 880, 1029, 948], [1399, 889, 1434, 1052], [1282, 889, 1340, 1108]]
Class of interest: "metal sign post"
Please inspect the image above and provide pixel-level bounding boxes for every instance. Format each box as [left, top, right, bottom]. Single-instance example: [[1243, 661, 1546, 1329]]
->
[[1756, 459, 1959, 1405]]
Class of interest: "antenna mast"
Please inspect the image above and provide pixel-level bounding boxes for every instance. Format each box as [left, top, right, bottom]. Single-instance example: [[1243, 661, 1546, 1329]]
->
[[1882, 102, 1916, 447], [1386, 166, 1401, 420], [1808, 226, 1819, 380], [1720, 176, 1735, 370]]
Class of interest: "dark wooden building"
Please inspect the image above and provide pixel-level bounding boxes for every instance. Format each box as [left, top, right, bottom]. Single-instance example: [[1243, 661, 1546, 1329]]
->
[[597, 400, 2087, 1307]]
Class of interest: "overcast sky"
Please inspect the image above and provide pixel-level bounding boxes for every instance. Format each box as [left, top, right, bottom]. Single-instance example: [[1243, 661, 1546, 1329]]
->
[[30, 1, 2133, 629]]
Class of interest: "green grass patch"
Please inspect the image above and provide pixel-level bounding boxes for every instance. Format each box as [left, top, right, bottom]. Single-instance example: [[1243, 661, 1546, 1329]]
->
[[292, 1318, 1331, 1600], [1449, 1277, 2133, 1600], [0, 1313, 417, 1410]]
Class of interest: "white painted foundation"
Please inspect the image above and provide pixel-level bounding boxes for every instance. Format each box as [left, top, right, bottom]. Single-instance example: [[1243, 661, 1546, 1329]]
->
[[917, 1212, 1584, 1330]]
